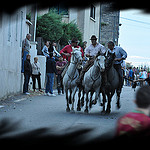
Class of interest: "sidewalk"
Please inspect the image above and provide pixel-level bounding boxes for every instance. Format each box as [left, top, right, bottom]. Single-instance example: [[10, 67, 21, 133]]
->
[[0, 90, 44, 106]]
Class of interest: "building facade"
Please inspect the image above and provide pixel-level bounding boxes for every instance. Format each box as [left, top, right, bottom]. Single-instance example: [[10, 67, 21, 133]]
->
[[38, 3, 120, 48], [38, 3, 101, 47], [0, 6, 38, 99]]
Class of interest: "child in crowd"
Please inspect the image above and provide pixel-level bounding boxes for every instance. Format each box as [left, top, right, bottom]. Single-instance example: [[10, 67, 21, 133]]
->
[[56, 56, 67, 95], [116, 85, 150, 136], [45, 52, 57, 96]]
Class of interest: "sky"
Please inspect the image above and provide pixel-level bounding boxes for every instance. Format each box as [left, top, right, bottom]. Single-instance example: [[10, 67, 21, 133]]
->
[[118, 9, 150, 67]]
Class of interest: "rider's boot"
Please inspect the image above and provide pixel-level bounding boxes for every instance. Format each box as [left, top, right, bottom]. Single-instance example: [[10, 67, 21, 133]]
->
[[101, 71, 110, 89], [117, 77, 123, 93], [76, 71, 85, 86]]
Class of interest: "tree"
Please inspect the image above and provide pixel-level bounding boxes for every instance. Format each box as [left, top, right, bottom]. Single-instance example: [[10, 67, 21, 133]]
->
[[36, 10, 83, 46], [36, 11, 63, 42], [60, 21, 82, 46]]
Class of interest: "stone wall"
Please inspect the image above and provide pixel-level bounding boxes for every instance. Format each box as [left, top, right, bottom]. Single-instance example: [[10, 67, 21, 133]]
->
[[100, 3, 120, 48]]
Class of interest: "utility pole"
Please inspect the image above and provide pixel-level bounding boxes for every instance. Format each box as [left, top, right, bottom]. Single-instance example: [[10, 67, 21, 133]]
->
[[30, 4, 37, 42]]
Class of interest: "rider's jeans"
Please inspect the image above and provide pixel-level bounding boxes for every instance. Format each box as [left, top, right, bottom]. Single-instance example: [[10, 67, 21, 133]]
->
[[114, 64, 123, 89]]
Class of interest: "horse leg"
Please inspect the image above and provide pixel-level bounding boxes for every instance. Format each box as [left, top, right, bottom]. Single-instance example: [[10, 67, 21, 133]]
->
[[106, 93, 111, 114], [77, 87, 82, 111], [65, 89, 70, 112], [71, 88, 77, 112], [84, 92, 89, 113], [69, 89, 72, 104], [101, 90, 106, 113], [81, 88, 85, 107], [89, 91, 94, 109], [116, 90, 121, 109]]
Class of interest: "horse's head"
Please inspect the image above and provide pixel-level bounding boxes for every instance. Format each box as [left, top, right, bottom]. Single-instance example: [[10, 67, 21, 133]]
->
[[95, 55, 105, 72], [71, 47, 82, 64], [105, 51, 116, 69]]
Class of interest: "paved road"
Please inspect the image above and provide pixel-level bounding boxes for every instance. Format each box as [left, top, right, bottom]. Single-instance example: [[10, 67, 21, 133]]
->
[[0, 86, 137, 138]]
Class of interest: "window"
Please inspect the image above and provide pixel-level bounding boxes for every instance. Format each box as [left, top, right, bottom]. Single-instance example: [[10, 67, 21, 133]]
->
[[90, 4, 96, 20], [51, 3, 68, 15]]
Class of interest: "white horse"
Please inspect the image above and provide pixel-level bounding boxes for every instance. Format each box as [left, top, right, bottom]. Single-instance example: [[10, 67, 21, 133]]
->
[[82, 55, 105, 113], [63, 47, 82, 112]]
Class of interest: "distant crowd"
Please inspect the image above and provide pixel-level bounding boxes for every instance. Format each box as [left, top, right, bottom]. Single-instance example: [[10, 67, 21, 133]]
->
[[122, 63, 150, 87]]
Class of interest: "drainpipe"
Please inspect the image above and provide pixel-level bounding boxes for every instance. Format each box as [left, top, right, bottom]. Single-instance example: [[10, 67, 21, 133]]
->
[[99, 3, 102, 43]]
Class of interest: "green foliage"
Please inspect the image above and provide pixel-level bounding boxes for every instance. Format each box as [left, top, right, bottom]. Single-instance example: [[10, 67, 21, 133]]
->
[[36, 10, 82, 45], [36, 11, 63, 42], [60, 21, 82, 45]]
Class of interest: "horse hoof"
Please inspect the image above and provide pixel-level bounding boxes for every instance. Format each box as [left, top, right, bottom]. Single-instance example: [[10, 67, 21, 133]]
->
[[66, 108, 70, 112], [105, 108, 111, 114], [100, 103, 103, 106], [84, 109, 89, 113], [105, 110, 111, 114], [116, 103, 121, 109], [70, 109, 75, 113], [92, 100, 97, 105], [69, 100, 72, 104], [101, 110, 105, 115], [81, 102, 84, 107], [77, 107, 81, 111]]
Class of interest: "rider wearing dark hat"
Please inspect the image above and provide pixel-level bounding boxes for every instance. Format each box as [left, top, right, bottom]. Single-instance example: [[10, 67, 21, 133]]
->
[[60, 38, 84, 62], [76, 35, 106, 86], [59, 38, 84, 77]]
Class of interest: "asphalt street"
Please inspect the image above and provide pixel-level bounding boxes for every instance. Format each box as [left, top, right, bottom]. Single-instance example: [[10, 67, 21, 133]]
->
[[0, 86, 137, 138]]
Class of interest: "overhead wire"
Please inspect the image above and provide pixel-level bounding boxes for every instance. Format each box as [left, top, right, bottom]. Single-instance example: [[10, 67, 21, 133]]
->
[[120, 17, 150, 26]]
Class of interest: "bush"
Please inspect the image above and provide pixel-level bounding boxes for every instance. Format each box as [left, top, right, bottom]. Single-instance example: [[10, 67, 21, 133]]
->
[[60, 21, 82, 46], [36, 10, 82, 45], [36, 11, 63, 42]]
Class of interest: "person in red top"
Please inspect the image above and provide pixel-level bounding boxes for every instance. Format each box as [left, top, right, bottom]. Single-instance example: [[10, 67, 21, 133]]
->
[[116, 85, 150, 136], [59, 38, 84, 62]]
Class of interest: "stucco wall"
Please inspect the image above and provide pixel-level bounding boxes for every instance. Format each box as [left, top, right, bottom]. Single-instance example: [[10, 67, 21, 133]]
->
[[0, 7, 28, 99]]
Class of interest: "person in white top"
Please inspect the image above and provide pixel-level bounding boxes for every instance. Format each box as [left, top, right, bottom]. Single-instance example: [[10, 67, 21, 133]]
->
[[76, 35, 106, 86], [32, 57, 43, 92]]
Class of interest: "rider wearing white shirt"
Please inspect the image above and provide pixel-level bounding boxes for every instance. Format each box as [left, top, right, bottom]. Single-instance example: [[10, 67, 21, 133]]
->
[[76, 35, 106, 86]]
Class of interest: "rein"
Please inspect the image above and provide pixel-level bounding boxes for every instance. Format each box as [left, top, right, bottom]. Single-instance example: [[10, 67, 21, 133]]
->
[[90, 61, 101, 87], [67, 51, 81, 81]]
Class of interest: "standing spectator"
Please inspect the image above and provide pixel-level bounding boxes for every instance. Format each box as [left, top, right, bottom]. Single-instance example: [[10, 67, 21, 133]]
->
[[139, 69, 147, 86], [135, 67, 140, 81], [121, 60, 126, 86], [21, 34, 31, 73], [129, 67, 133, 86], [125, 68, 129, 86], [23, 54, 32, 95], [45, 52, 58, 96], [56, 56, 67, 95], [32, 57, 43, 92]]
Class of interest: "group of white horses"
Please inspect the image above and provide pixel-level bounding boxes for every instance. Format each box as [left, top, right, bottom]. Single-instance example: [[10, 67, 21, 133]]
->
[[63, 47, 120, 114]]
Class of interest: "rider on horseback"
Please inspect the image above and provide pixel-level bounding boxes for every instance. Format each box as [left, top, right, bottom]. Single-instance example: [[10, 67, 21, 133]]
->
[[60, 38, 84, 77], [76, 35, 106, 86], [107, 41, 127, 93]]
